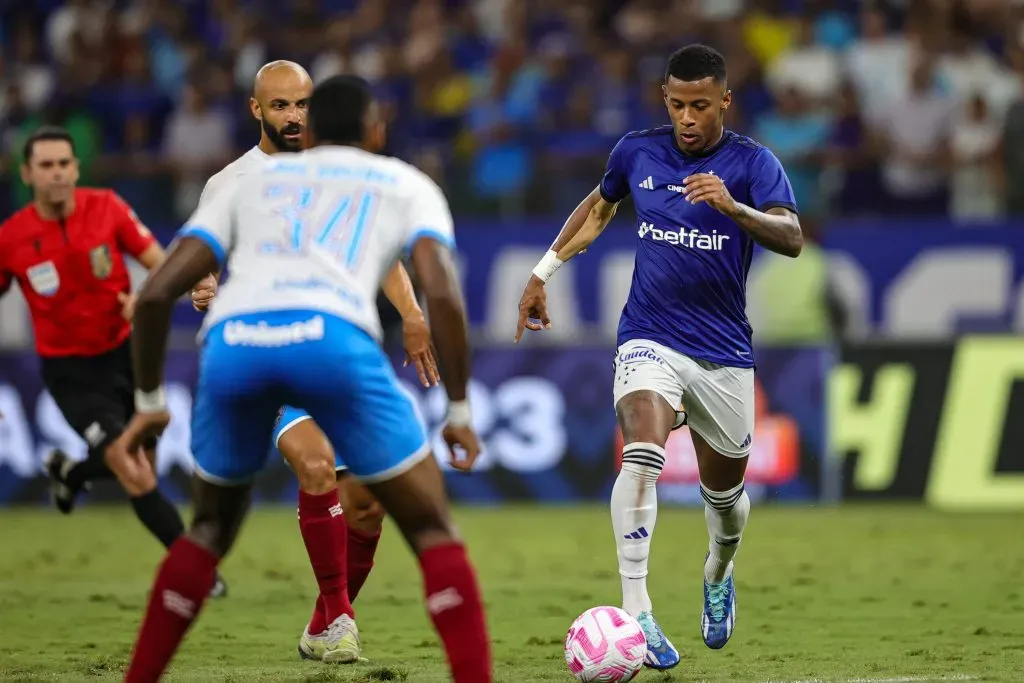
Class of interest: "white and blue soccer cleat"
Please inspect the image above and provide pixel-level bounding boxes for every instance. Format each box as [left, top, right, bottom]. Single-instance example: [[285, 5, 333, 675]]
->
[[298, 615, 362, 663], [636, 611, 680, 669], [701, 561, 737, 649]]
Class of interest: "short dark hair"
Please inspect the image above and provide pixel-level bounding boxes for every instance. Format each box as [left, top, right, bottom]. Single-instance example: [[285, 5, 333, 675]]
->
[[665, 44, 727, 84], [23, 125, 76, 163], [309, 75, 374, 146]]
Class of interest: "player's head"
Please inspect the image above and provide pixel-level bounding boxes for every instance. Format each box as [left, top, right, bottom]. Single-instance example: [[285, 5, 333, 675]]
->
[[663, 44, 731, 154], [21, 126, 79, 206], [251, 60, 313, 153], [306, 75, 385, 152]]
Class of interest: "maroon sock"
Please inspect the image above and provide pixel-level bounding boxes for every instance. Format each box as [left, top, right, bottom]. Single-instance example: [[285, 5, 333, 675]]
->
[[298, 490, 352, 628], [346, 523, 381, 602], [125, 537, 217, 683], [307, 595, 327, 636], [419, 543, 492, 683]]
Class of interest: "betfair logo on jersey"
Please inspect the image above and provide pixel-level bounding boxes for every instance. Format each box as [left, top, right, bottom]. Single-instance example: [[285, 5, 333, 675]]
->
[[637, 222, 730, 250]]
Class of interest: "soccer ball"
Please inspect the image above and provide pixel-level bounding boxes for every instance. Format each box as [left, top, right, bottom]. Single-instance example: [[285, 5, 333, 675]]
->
[[564, 606, 646, 682]]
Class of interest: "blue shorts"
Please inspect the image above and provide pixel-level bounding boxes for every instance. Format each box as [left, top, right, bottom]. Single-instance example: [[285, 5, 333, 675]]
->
[[191, 310, 429, 485], [272, 405, 347, 471]]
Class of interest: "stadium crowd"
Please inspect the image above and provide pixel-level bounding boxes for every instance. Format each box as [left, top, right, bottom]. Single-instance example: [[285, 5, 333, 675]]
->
[[0, 0, 1022, 223]]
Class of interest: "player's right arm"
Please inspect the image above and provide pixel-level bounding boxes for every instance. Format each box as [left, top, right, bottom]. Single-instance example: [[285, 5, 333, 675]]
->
[[190, 172, 231, 311], [403, 172, 480, 471], [514, 137, 629, 342], [115, 181, 238, 460]]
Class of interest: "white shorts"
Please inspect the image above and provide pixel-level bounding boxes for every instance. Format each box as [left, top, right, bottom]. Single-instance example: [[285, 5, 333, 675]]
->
[[613, 339, 755, 457]]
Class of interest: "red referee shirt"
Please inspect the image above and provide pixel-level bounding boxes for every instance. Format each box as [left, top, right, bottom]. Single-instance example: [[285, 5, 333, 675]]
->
[[0, 188, 157, 358]]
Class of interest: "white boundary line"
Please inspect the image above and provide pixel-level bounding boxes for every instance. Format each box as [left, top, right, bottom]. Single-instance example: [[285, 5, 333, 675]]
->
[[762, 676, 980, 683]]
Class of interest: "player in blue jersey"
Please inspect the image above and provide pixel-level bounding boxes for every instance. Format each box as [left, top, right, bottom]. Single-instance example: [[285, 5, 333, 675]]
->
[[516, 45, 802, 665], [111, 76, 492, 682]]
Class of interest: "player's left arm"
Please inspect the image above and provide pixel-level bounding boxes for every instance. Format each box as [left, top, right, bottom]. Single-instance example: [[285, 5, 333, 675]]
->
[[381, 260, 439, 387], [683, 147, 803, 258], [719, 204, 802, 258], [381, 260, 421, 319]]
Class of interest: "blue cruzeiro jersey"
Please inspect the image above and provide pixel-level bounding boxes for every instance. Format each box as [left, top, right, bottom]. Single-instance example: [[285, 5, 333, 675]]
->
[[600, 126, 797, 368]]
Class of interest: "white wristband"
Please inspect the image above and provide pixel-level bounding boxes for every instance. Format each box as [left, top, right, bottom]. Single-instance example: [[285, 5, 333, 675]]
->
[[134, 387, 167, 414], [446, 400, 472, 428], [531, 250, 563, 283]]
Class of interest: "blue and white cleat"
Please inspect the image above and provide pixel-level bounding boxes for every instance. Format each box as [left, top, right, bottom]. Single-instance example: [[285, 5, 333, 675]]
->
[[635, 610, 680, 670], [701, 564, 737, 649]]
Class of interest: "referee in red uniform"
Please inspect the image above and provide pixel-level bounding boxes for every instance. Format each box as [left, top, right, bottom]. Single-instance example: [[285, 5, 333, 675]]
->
[[0, 127, 227, 596]]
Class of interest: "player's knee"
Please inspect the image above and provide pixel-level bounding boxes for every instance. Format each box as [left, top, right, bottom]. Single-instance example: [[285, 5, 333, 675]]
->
[[617, 392, 673, 445], [338, 476, 386, 531], [349, 499, 385, 532], [408, 523, 458, 556], [701, 467, 745, 493], [187, 520, 232, 558], [388, 504, 456, 554], [693, 437, 748, 491], [289, 448, 336, 495]]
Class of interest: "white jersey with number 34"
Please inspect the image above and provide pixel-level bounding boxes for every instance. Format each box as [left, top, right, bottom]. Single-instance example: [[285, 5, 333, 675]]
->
[[179, 146, 455, 341]]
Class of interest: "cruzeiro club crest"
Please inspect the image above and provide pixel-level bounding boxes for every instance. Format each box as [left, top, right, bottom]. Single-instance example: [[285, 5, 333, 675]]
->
[[90, 244, 113, 279]]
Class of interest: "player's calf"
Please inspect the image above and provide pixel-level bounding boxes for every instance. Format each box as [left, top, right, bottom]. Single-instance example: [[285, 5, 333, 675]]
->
[[279, 421, 356, 650], [125, 479, 249, 682], [692, 431, 750, 650], [99, 441, 228, 599], [366, 455, 492, 683], [699, 480, 746, 650], [612, 390, 680, 669], [338, 473, 384, 602]]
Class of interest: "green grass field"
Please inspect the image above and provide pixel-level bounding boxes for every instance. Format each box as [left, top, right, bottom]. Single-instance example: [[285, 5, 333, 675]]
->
[[0, 504, 1020, 682]]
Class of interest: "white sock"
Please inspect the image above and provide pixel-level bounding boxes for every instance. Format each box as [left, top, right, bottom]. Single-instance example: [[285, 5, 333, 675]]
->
[[701, 481, 750, 584], [611, 442, 664, 617]]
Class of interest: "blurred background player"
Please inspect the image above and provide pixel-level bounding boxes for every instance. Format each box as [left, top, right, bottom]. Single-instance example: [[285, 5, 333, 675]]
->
[[113, 73, 491, 683], [0, 126, 227, 597], [189, 60, 445, 661], [516, 44, 802, 664]]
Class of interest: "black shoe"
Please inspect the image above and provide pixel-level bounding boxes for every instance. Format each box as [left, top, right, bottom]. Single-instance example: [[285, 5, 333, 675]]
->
[[209, 573, 228, 599], [44, 449, 88, 514]]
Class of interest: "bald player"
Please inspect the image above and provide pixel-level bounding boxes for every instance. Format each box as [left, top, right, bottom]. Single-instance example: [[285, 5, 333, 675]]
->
[[190, 61, 440, 661]]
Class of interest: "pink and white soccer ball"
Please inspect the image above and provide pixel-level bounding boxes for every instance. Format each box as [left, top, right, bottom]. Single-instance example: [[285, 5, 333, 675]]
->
[[564, 606, 646, 682]]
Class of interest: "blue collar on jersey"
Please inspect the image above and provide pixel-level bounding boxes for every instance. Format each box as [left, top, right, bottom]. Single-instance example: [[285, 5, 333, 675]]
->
[[671, 127, 732, 159]]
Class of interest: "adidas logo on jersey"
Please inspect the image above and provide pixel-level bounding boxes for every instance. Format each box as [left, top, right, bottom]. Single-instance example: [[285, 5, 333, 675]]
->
[[638, 176, 655, 190], [637, 221, 730, 251]]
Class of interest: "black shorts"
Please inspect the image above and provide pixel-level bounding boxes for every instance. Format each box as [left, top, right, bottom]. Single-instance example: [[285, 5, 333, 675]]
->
[[40, 340, 147, 456]]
